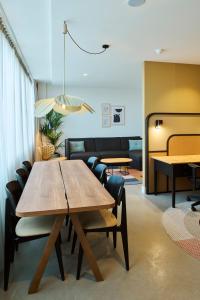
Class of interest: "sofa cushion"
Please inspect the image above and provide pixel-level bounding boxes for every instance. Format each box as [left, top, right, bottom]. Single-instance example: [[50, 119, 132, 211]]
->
[[121, 136, 141, 151], [68, 138, 96, 152], [99, 151, 129, 159], [69, 141, 85, 153], [70, 152, 100, 161], [129, 139, 142, 151], [95, 138, 121, 151]]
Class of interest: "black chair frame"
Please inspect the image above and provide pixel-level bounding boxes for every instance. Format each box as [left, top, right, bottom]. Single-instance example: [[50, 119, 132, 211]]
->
[[4, 181, 64, 291], [187, 163, 200, 211], [74, 177, 129, 279]]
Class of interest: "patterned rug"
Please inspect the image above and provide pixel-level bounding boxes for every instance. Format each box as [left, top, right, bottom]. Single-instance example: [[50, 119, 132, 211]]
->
[[162, 201, 200, 259], [107, 168, 142, 185]]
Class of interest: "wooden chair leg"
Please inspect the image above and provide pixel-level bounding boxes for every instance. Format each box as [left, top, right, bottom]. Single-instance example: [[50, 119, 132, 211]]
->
[[121, 224, 129, 271], [113, 227, 117, 248], [71, 232, 77, 254], [55, 238, 65, 281], [67, 220, 73, 241], [76, 243, 84, 280], [106, 231, 109, 238]]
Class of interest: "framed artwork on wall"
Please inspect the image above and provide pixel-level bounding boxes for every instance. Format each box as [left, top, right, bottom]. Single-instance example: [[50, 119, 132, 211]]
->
[[102, 114, 111, 128], [102, 103, 111, 114], [111, 105, 125, 126]]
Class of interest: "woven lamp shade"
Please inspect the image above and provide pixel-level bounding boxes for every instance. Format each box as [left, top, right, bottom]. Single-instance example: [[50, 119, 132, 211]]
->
[[42, 144, 55, 160]]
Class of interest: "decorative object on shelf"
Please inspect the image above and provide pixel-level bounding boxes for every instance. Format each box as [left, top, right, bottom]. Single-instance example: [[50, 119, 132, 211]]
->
[[42, 144, 55, 160], [40, 110, 64, 154], [155, 119, 163, 129], [35, 21, 110, 118], [111, 106, 125, 126]]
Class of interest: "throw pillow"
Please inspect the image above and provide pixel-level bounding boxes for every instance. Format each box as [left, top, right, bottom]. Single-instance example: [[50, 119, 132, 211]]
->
[[70, 141, 85, 153], [129, 139, 142, 151]]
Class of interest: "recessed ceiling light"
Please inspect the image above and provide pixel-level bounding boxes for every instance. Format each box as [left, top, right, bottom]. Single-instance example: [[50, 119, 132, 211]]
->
[[154, 48, 165, 55], [128, 0, 145, 7], [83, 73, 88, 77]]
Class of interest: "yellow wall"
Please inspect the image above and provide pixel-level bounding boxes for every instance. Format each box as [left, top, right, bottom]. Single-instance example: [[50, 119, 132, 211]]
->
[[144, 61, 200, 116], [144, 61, 200, 193]]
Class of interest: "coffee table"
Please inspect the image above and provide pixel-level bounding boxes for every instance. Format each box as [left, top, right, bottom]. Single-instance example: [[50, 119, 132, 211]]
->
[[100, 157, 133, 175]]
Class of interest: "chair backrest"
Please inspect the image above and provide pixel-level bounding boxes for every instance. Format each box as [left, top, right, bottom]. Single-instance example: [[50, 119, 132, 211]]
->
[[105, 175, 125, 205], [87, 156, 98, 171], [93, 163, 107, 184], [16, 168, 29, 189], [5, 180, 22, 210], [22, 161, 32, 174]]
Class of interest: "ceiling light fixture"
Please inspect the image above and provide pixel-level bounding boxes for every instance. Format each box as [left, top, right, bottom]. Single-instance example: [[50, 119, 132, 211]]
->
[[35, 22, 110, 117], [128, 0, 145, 7], [83, 73, 88, 77], [154, 48, 165, 55]]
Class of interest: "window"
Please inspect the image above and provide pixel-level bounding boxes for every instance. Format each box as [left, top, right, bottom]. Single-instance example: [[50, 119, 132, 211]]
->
[[0, 30, 35, 268]]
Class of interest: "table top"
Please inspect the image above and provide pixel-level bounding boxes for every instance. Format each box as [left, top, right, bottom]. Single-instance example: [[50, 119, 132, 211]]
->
[[100, 157, 133, 164], [16, 160, 115, 217], [60, 160, 115, 213], [16, 161, 68, 217], [152, 154, 200, 165]]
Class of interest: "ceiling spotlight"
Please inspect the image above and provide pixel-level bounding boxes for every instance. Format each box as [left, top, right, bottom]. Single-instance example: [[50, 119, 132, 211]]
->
[[83, 73, 88, 77], [155, 48, 165, 55], [128, 0, 145, 7]]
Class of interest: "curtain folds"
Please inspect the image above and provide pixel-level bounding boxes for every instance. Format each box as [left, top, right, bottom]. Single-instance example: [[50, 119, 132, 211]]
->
[[0, 31, 35, 270]]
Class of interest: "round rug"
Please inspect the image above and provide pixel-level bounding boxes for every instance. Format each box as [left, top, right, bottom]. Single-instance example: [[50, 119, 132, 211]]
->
[[162, 201, 200, 259]]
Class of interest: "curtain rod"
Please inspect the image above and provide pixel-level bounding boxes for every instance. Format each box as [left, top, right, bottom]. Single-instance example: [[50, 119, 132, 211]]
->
[[0, 17, 32, 83]]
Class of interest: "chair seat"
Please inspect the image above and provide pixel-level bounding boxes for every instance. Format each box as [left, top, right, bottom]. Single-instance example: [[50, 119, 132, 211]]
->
[[78, 209, 117, 230], [15, 215, 56, 237]]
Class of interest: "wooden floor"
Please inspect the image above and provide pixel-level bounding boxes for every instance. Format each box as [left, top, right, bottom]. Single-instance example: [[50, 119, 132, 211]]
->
[[128, 168, 143, 181]]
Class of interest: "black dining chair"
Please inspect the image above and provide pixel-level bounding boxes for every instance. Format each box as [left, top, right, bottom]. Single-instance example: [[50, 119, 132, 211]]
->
[[187, 163, 200, 211], [67, 163, 107, 243], [16, 168, 29, 189], [72, 175, 129, 280], [4, 180, 65, 291], [93, 163, 107, 185], [87, 156, 98, 171], [22, 161, 32, 174]]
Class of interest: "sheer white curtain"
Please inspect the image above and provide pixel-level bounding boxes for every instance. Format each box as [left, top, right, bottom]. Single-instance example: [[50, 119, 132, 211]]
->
[[0, 31, 35, 270]]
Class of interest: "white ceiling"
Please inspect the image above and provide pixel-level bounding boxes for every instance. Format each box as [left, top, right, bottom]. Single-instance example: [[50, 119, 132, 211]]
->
[[1, 0, 200, 89]]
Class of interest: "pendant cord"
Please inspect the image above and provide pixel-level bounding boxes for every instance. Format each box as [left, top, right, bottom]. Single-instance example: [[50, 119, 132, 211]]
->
[[67, 29, 108, 55], [63, 29, 66, 95]]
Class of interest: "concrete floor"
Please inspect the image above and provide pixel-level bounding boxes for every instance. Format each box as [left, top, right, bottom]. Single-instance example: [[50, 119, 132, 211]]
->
[[1, 184, 200, 300]]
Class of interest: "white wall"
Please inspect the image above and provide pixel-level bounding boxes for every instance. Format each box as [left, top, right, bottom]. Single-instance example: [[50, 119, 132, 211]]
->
[[38, 83, 142, 139]]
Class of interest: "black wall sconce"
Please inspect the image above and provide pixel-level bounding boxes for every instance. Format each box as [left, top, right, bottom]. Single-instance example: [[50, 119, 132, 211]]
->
[[155, 119, 163, 129]]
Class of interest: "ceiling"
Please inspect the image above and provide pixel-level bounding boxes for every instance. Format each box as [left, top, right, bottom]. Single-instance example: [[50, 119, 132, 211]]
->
[[1, 0, 200, 89]]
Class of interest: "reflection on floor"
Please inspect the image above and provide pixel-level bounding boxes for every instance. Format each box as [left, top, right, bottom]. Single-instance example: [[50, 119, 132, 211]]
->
[[1, 184, 200, 300]]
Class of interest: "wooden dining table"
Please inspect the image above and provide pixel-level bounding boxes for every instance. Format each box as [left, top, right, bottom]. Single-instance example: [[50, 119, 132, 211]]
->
[[16, 160, 115, 294]]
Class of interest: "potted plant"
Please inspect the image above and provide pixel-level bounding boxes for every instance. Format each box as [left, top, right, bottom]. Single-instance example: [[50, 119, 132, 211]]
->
[[40, 110, 64, 158]]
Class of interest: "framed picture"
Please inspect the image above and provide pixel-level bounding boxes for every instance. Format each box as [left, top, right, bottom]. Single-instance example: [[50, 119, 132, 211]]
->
[[111, 106, 125, 126], [102, 103, 111, 115], [102, 114, 111, 128]]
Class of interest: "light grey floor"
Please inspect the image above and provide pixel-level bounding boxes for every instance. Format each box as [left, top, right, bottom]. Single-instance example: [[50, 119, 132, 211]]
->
[[1, 185, 200, 300]]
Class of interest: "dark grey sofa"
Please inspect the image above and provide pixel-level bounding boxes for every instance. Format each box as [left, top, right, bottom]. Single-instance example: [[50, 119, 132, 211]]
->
[[65, 136, 142, 170]]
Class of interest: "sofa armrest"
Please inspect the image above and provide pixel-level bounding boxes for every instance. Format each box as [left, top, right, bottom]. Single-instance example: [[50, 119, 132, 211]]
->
[[65, 139, 70, 159]]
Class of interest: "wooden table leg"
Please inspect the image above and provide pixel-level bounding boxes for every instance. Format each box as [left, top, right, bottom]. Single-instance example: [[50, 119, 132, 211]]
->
[[28, 215, 66, 294], [70, 213, 103, 282]]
